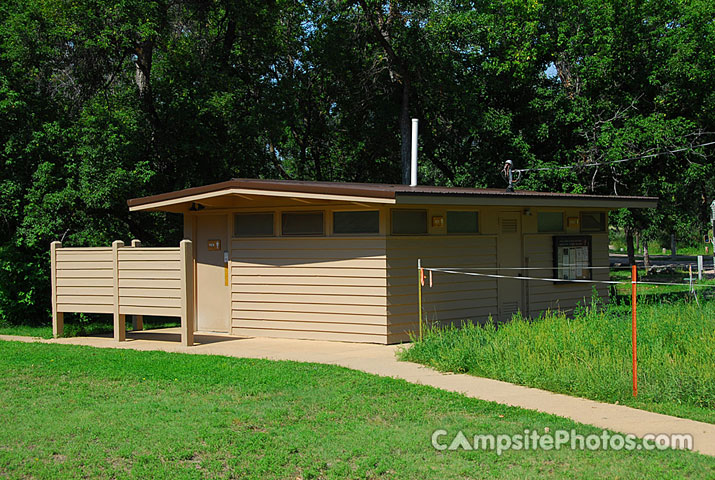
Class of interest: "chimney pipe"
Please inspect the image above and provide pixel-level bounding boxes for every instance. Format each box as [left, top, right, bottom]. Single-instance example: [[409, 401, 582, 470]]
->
[[410, 118, 418, 187]]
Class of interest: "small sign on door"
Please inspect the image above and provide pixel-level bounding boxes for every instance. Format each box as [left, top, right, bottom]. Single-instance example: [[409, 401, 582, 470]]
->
[[207, 239, 221, 251]]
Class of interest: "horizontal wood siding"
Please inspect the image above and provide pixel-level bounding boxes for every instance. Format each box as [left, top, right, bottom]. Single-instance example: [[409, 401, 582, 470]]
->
[[386, 236, 498, 342], [524, 234, 610, 315], [117, 249, 182, 316], [54, 246, 182, 316], [231, 237, 388, 343], [56, 248, 113, 313]]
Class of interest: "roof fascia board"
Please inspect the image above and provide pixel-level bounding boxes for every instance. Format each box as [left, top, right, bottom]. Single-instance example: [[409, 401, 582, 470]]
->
[[129, 188, 396, 211], [395, 194, 657, 209]]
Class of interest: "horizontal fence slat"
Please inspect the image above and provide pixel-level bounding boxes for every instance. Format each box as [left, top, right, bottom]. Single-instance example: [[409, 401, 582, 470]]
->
[[119, 261, 180, 270], [56, 253, 113, 262], [118, 269, 182, 280], [119, 306, 181, 316], [56, 261, 113, 270], [57, 304, 113, 314], [118, 278, 182, 289], [57, 277, 114, 287], [56, 287, 114, 296], [119, 287, 181, 299], [57, 295, 113, 305], [119, 296, 182, 308], [118, 250, 180, 261], [56, 269, 113, 278]]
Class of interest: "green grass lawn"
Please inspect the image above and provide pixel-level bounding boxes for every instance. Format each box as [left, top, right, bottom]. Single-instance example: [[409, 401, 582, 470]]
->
[[400, 297, 715, 425], [0, 342, 712, 479]]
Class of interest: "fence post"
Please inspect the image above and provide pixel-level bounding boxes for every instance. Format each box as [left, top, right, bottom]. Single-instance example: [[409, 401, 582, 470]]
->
[[180, 240, 194, 347], [631, 264, 637, 397], [112, 240, 126, 342], [417, 258, 423, 341], [51, 241, 63, 338], [129, 239, 144, 331], [698, 255, 703, 281]]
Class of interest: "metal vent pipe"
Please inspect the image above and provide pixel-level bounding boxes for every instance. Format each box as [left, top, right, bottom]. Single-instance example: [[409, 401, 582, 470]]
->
[[410, 118, 418, 187]]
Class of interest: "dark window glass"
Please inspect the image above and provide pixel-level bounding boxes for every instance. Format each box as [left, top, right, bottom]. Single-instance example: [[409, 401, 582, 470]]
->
[[391, 210, 427, 235], [538, 212, 564, 232], [234, 213, 274, 237], [447, 211, 479, 234], [581, 212, 606, 232], [282, 212, 324, 236], [333, 211, 379, 234]]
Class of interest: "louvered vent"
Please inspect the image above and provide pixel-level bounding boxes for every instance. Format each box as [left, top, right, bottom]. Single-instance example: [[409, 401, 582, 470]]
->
[[501, 218, 517, 234], [500, 301, 520, 319]]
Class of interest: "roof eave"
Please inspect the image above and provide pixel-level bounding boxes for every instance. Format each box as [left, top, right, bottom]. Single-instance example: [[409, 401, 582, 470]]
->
[[128, 187, 396, 212], [394, 193, 658, 209]]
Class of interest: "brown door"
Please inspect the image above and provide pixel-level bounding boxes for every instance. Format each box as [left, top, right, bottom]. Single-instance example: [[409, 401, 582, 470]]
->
[[195, 215, 230, 332], [497, 212, 523, 322]]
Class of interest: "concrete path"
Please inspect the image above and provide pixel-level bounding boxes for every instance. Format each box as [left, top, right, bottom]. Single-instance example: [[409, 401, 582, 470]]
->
[[2, 329, 713, 457]]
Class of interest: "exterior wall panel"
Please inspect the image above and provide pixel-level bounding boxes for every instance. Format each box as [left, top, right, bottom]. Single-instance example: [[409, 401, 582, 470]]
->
[[386, 235, 498, 343], [230, 236, 388, 343]]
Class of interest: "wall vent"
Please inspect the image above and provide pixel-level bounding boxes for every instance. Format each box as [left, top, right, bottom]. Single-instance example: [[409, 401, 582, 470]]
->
[[501, 218, 518, 234]]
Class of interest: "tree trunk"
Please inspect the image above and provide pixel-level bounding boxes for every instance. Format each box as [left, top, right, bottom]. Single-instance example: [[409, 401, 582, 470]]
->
[[643, 240, 651, 270], [635, 231, 640, 253], [135, 39, 160, 129], [626, 229, 635, 266], [400, 77, 411, 185], [670, 233, 677, 258]]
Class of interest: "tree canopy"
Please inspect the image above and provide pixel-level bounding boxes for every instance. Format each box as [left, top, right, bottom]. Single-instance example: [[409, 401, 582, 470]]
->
[[1, 0, 713, 323]]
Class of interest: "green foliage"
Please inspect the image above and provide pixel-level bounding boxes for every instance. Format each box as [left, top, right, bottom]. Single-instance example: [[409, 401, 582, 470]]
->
[[400, 297, 715, 424], [0, 341, 712, 478], [0, 0, 714, 324]]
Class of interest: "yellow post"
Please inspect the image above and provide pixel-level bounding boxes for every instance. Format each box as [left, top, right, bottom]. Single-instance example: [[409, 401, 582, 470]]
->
[[418, 258, 423, 341], [50, 241, 64, 338]]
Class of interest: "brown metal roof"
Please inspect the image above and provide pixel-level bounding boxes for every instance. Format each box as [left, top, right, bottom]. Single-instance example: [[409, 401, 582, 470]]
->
[[127, 178, 658, 210]]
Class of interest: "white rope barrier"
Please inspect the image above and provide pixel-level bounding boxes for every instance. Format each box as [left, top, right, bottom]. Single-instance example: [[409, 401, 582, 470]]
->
[[423, 267, 715, 289]]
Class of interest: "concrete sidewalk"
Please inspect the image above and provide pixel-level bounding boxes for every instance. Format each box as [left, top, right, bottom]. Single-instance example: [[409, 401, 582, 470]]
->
[[2, 328, 713, 457]]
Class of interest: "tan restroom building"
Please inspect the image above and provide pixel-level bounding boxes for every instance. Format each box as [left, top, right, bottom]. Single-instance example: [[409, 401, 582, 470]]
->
[[127, 179, 656, 344]]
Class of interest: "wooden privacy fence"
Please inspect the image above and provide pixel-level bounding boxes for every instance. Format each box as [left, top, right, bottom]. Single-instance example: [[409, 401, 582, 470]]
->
[[50, 239, 195, 346]]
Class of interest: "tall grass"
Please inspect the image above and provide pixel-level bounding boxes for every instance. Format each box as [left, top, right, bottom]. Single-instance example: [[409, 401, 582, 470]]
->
[[399, 297, 715, 423]]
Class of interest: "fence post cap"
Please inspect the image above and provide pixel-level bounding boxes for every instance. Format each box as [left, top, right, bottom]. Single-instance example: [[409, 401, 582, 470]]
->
[[50, 241, 62, 248], [131, 239, 141, 247], [112, 240, 125, 247]]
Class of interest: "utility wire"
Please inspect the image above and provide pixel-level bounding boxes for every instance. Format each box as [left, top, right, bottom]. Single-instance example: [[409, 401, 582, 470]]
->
[[514, 141, 715, 173]]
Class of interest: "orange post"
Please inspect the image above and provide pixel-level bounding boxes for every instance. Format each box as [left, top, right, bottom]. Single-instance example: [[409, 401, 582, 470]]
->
[[631, 264, 638, 397]]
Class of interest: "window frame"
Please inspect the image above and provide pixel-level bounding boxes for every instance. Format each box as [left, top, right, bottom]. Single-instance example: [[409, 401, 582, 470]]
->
[[281, 210, 326, 237], [233, 212, 275, 238], [446, 210, 480, 234], [537, 211, 565, 233], [580, 211, 607, 233], [332, 209, 381, 236], [390, 209, 428, 235]]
